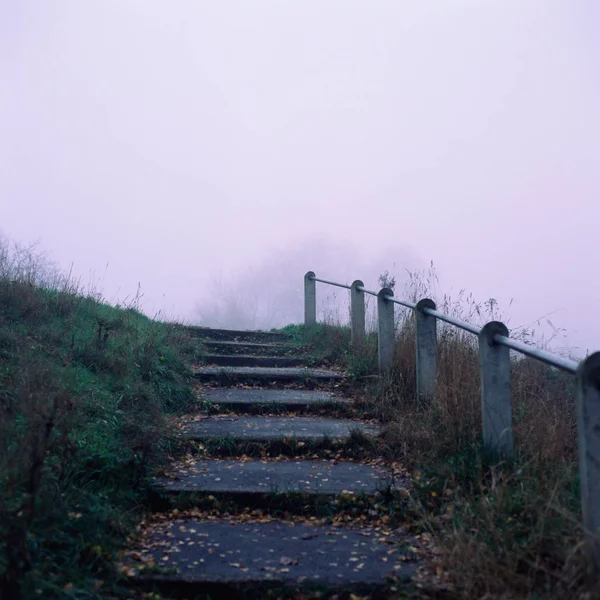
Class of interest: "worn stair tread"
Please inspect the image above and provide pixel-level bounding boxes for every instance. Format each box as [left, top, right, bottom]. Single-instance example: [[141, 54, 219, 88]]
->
[[186, 327, 289, 343], [132, 519, 420, 587], [199, 388, 349, 407], [193, 366, 345, 381], [204, 340, 295, 348], [201, 354, 310, 368], [182, 416, 379, 441], [203, 340, 306, 351], [158, 458, 398, 495]]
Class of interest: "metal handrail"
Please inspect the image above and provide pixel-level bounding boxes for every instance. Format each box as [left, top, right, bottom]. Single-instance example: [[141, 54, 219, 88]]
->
[[306, 270, 600, 556], [493, 334, 578, 373], [423, 307, 481, 335], [310, 276, 352, 290], [384, 294, 416, 310], [312, 272, 576, 370], [356, 285, 378, 297]]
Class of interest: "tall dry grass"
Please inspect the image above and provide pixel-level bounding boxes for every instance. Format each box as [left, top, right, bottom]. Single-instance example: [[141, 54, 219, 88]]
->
[[310, 264, 593, 598], [380, 270, 589, 598]]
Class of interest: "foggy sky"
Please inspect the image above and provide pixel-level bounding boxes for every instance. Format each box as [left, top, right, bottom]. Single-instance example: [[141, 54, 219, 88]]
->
[[1, 1, 599, 355]]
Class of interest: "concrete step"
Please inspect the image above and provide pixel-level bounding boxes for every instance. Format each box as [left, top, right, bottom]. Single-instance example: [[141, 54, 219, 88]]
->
[[202, 340, 308, 357], [193, 366, 344, 383], [129, 519, 420, 594], [201, 354, 309, 368], [199, 388, 350, 410], [158, 458, 398, 496], [186, 327, 290, 343], [181, 416, 380, 442]]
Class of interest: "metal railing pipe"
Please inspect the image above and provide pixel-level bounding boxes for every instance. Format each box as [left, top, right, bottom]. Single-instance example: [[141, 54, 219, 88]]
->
[[384, 294, 416, 310], [356, 285, 379, 297], [493, 334, 578, 373], [423, 307, 481, 335], [310, 276, 352, 290]]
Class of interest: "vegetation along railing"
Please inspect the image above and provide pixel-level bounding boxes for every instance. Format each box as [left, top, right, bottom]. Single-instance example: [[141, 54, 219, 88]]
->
[[304, 270, 600, 561]]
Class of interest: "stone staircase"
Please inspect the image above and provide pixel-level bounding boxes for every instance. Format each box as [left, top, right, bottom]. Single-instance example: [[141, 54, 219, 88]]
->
[[127, 327, 425, 598]]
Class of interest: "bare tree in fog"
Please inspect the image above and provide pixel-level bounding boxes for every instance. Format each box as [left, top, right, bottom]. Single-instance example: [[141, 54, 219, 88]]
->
[[194, 239, 421, 330]]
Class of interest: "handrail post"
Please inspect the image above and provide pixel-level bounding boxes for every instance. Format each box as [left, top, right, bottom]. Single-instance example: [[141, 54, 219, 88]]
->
[[478, 321, 513, 458], [415, 299, 437, 405], [576, 351, 600, 565], [304, 271, 316, 328], [350, 280, 365, 344], [377, 288, 395, 374]]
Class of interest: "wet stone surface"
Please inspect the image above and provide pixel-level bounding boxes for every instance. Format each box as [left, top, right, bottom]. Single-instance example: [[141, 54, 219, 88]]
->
[[199, 388, 348, 406], [128, 326, 432, 594], [159, 459, 399, 495], [202, 340, 308, 357], [201, 354, 309, 368], [182, 416, 379, 441], [134, 519, 421, 585], [186, 327, 290, 343], [193, 366, 345, 381]]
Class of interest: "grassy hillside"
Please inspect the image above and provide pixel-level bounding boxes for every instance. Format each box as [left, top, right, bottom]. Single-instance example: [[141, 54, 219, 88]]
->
[[0, 241, 199, 599]]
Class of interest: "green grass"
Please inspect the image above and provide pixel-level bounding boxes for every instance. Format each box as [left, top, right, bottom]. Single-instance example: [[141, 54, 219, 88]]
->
[[0, 278, 198, 599], [277, 323, 378, 378]]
